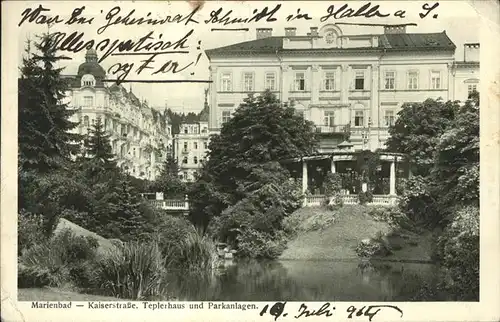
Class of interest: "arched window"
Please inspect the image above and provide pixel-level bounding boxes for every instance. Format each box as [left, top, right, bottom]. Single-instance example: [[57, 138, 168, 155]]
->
[[81, 74, 96, 87], [83, 115, 89, 126]]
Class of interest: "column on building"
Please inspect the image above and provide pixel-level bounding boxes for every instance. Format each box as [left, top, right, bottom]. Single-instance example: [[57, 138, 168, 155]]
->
[[389, 158, 396, 195], [447, 62, 454, 101], [340, 64, 351, 126], [208, 66, 218, 131], [281, 65, 291, 104], [330, 157, 336, 174], [302, 159, 308, 206], [370, 64, 380, 150], [302, 159, 308, 193], [311, 65, 321, 105]]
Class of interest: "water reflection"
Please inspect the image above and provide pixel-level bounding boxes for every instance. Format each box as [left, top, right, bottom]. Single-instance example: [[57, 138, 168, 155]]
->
[[165, 259, 446, 301]]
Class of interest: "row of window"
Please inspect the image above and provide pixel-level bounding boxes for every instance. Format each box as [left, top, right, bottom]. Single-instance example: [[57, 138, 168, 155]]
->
[[221, 109, 396, 127], [221, 72, 277, 92], [181, 126, 208, 134], [467, 84, 478, 94], [318, 110, 396, 127], [182, 141, 208, 150], [182, 156, 204, 164], [219, 70, 445, 92]]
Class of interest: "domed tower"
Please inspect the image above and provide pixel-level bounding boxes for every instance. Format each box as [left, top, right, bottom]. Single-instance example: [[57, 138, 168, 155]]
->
[[76, 49, 106, 88]]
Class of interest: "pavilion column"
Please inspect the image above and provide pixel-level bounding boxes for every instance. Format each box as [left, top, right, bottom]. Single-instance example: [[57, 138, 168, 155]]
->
[[389, 159, 396, 195], [330, 158, 336, 174], [302, 160, 308, 193]]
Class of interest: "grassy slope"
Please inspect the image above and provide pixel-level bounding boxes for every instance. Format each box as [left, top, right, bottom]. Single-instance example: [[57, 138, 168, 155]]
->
[[54, 218, 115, 252], [280, 205, 392, 260], [18, 288, 123, 301], [280, 205, 433, 261]]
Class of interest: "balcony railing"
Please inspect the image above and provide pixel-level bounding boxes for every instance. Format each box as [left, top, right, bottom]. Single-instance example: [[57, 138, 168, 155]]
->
[[150, 199, 188, 210], [304, 194, 397, 206], [314, 125, 348, 134]]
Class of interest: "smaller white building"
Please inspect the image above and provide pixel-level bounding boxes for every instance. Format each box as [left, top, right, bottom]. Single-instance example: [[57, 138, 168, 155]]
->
[[452, 43, 480, 103], [174, 106, 210, 182]]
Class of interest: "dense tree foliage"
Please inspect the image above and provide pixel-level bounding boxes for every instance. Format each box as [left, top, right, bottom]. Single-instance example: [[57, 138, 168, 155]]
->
[[165, 108, 206, 135], [389, 93, 480, 299], [430, 95, 479, 216], [386, 98, 459, 176], [18, 34, 159, 240], [190, 91, 317, 256], [18, 34, 81, 173], [148, 155, 186, 197]]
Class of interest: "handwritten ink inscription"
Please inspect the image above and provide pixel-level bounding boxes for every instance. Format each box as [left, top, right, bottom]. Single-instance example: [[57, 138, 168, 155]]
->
[[17, 1, 441, 84], [259, 302, 403, 321]]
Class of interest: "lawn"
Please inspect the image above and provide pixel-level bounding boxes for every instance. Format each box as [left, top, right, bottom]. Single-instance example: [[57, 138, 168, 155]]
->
[[280, 205, 434, 262], [280, 205, 392, 260]]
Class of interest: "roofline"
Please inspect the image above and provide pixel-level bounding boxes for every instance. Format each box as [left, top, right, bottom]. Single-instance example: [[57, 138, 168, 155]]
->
[[280, 151, 408, 163], [206, 46, 456, 58]]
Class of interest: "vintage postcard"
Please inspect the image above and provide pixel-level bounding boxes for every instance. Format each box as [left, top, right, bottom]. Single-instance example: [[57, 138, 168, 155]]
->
[[1, 0, 499, 321]]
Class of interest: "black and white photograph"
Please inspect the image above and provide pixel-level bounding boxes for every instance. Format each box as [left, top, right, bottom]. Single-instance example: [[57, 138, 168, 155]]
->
[[1, 0, 499, 321]]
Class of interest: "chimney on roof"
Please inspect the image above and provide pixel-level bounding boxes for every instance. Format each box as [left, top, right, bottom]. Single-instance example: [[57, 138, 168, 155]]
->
[[384, 26, 406, 34], [310, 27, 318, 37], [256, 28, 273, 39], [464, 43, 480, 62], [285, 27, 296, 37]]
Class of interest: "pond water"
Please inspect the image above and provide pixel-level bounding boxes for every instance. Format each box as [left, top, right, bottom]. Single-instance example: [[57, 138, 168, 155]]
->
[[166, 259, 448, 301]]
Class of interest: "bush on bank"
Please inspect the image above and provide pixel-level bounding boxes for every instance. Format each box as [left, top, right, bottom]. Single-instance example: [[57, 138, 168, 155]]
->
[[18, 228, 99, 288], [436, 206, 479, 300], [95, 241, 166, 300]]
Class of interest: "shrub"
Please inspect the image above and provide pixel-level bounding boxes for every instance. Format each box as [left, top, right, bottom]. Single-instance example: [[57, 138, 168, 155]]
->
[[69, 264, 100, 289], [18, 211, 47, 256], [437, 206, 479, 300], [322, 173, 343, 197], [18, 263, 52, 288], [18, 228, 99, 288], [55, 229, 99, 263], [398, 176, 439, 226], [166, 228, 217, 275], [236, 228, 288, 259], [357, 191, 373, 205], [19, 242, 70, 287], [95, 241, 165, 300], [154, 215, 192, 257], [355, 237, 391, 258]]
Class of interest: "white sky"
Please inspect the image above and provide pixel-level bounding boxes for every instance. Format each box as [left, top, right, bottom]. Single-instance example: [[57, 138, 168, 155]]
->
[[14, 1, 480, 113]]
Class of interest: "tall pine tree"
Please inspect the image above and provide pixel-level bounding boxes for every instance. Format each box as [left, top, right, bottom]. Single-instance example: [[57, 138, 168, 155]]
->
[[83, 117, 116, 166], [109, 175, 150, 241], [18, 34, 81, 173]]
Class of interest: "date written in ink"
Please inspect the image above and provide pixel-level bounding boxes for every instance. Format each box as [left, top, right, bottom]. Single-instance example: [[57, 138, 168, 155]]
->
[[259, 302, 403, 321], [259, 302, 335, 320]]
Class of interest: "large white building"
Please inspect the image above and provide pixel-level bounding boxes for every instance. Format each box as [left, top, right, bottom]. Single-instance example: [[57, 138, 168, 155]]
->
[[65, 49, 173, 180], [205, 25, 480, 152]]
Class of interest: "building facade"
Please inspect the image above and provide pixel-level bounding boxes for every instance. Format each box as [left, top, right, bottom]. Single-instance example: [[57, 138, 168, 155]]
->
[[174, 119, 210, 182], [452, 43, 480, 102], [205, 25, 480, 152], [65, 49, 173, 180]]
